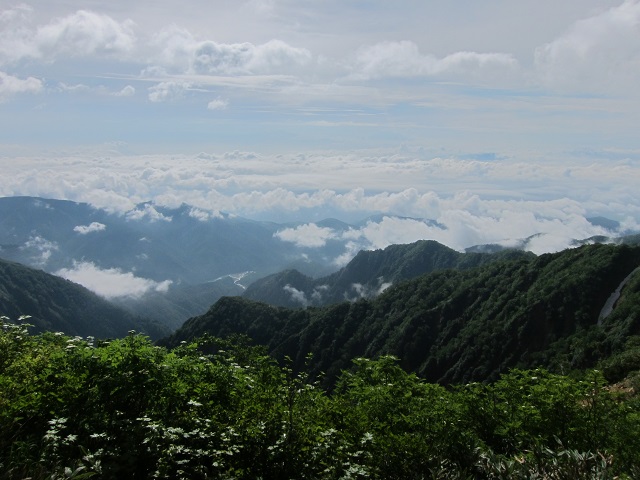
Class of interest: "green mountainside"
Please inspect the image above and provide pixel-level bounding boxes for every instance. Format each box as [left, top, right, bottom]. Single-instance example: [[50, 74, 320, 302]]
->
[[243, 240, 533, 307], [0, 258, 168, 339], [163, 243, 640, 386]]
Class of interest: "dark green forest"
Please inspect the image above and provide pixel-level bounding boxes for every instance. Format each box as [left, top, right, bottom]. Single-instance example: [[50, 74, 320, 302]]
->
[[2, 320, 639, 479], [164, 243, 640, 387]]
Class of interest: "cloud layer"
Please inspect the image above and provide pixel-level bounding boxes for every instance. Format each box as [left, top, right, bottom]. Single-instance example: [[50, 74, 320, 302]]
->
[[2, 1, 639, 106], [2, 149, 637, 224]]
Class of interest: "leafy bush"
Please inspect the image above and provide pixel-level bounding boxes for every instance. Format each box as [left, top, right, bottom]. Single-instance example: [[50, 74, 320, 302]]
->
[[1, 318, 639, 479]]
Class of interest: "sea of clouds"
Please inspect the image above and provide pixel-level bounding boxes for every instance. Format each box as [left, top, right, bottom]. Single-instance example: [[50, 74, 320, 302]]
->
[[1, 149, 637, 260]]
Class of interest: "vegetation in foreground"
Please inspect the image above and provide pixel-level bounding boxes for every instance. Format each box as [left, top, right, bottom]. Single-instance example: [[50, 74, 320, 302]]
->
[[2, 318, 640, 479]]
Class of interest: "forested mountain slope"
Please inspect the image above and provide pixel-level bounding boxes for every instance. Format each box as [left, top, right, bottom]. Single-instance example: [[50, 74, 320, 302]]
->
[[163, 243, 640, 385], [243, 240, 533, 307], [0, 258, 168, 339]]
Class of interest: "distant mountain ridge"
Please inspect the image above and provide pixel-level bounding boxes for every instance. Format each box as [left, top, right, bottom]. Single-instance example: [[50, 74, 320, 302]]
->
[[1, 196, 635, 330], [0, 196, 312, 283], [162, 243, 640, 386], [243, 240, 534, 307]]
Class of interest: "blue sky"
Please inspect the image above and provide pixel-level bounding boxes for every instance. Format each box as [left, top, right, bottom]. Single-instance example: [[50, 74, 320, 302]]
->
[[1, 0, 640, 253]]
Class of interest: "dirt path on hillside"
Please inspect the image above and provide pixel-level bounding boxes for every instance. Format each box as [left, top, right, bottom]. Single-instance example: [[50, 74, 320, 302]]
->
[[598, 266, 640, 325]]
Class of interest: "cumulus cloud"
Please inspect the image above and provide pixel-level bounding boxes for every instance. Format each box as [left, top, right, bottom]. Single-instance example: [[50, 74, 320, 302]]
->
[[274, 223, 338, 248], [36, 10, 136, 58], [2, 152, 637, 222], [0, 71, 42, 101], [125, 204, 172, 222], [274, 204, 615, 265], [148, 81, 191, 102], [20, 235, 58, 267], [150, 26, 311, 75], [283, 284, 308, 307], [344, 278, 393, 302], [535, 0, 640, 92], [0, 7, 136, 64], [114, 85, 135, 97], [73, 222, 106, 234], [352, 40, 517, 80], [334, 205, 612, 257], [56, 261, 172, 299], [310, 284, 329, 303], [188, 207, 223, 221], [207, 97, 228, 110]]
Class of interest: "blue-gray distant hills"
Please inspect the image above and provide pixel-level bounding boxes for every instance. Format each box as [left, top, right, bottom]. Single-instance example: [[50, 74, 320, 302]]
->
[[0, 196, 330, 283]]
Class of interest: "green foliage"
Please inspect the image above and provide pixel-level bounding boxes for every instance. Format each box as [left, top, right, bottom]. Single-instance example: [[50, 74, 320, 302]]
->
[[2, 318, 639, 479]]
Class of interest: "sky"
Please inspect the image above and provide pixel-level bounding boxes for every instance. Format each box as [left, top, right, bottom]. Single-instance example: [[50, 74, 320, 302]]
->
[[1, 0, 640, 255]]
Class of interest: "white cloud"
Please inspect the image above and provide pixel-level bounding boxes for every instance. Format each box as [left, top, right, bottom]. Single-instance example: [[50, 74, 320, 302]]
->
[[310, 284, 329, 303], [332, 202, 611, 258], [343, 277, 392, 302], [150, 26, 311, 75], [114, 85, 135, 97], [0, 8, 136, 64], [378, 280, 392, 295], [20, 235, 58, 267], [352, 40, 517, 80], [73, 222, 106, 234], [2, 151, 638, 223], [36, 10, 135, 58], [270, 198, 617, 264], [188, 207, 223, 221], [283, 284, 308, 307], [246, 39, 312, 73], [0, 4, 37, 64], [56, 261, 172, 299], [58, 82, 91, 93], [0, 71, 42, 101], [207, 97, 228, 110], [125, 204, 172, 222], [274, 223, 338, 247], [534, 0, 640, 93], [148, 81, 191, 102]]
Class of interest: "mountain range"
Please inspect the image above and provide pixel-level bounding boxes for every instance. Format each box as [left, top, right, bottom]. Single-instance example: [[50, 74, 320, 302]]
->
[[2, 195, 640, 388], [1, 196, 636, 329], [162, 243, 640, 386]]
